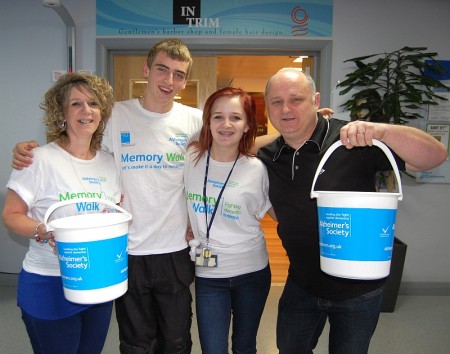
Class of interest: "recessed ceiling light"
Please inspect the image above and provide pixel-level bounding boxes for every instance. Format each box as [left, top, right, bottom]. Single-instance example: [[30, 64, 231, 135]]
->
[[293, 56, 309, 63]]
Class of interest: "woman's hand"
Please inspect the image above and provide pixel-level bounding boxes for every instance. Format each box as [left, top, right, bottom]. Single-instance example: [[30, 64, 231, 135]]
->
[[48, 236, 57, 255]]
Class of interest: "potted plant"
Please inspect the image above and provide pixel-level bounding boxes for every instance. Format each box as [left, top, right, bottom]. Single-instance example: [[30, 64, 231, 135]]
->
[[337, 46, 449, 124], [336, 46, 450, 312]]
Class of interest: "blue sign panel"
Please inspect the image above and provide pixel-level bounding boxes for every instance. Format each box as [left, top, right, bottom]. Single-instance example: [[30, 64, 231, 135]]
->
[[97, 0, 333, 37]]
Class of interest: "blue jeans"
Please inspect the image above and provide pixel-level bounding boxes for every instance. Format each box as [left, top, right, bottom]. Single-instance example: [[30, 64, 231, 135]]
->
[[277, 276, 383, 354], [21, 301, 113, 354], [195, 265, 271, 354]]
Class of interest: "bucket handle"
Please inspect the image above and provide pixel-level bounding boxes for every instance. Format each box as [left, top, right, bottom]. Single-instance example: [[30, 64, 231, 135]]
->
[[44, 198, 131, 230], [310, 139, 403, 201]]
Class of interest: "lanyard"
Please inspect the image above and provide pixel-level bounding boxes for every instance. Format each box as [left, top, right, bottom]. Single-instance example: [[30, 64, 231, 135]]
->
[[203, 150, 239, 245]]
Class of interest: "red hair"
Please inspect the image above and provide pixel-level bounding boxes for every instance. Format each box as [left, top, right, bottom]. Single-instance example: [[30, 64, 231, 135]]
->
[[189, 87, 257, 164]]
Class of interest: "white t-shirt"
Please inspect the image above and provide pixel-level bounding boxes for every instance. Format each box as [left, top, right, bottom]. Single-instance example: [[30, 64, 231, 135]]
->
[[102, 99, 202, 255], [184, 151, 272, 278], [6, 142, 121, 276]]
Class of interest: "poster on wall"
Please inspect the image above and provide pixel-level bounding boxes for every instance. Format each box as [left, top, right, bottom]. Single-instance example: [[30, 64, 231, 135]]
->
[[416, 123, 450, 183], [427, 88, 450, 123], [425, 124, 450, 148], [96, 0, 333, 37], [416, 60, 450, 183]]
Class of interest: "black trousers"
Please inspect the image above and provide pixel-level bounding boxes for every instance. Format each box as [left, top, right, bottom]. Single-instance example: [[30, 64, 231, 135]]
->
[[115, 248, 195, 354]]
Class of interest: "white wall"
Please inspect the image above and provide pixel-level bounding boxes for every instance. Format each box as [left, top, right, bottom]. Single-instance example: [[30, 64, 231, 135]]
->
[[0, 0, 96, 273], [1, 0, 449, 290], [331, 0, 450, 287]]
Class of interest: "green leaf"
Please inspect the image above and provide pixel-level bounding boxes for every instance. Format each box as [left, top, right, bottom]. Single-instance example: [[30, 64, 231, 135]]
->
[[338, 46, 450, 124]]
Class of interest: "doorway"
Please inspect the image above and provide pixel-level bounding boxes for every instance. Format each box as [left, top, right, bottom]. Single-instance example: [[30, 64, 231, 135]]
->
[[112, 52, 317, 137], [100, 37, 332, 284], [97, 37, 332, 106], [111, 52, 294, 283]]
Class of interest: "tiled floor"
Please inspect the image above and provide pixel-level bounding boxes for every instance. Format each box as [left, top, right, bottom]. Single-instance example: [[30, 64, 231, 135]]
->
[[1, 283, 449, 353]]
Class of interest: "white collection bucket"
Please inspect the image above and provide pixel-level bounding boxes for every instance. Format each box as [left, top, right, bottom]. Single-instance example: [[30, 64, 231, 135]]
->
[[310, 139, 403, 280], [44, 198, 132, 304]]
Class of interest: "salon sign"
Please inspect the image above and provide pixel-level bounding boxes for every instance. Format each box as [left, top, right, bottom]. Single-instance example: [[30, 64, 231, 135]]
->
[[96, 0, 333, 37]]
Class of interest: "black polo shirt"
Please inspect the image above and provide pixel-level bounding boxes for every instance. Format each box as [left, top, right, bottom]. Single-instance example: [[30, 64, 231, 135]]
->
[[258, 115, 405, 300]]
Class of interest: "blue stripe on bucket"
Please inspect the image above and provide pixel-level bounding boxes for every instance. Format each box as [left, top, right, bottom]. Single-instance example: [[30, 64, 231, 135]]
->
[[318, 206, 396, 261], [57, 234, 128, 290]]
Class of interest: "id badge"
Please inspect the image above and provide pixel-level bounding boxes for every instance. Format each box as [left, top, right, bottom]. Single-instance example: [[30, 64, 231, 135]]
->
[[195, 248, 218, 267]]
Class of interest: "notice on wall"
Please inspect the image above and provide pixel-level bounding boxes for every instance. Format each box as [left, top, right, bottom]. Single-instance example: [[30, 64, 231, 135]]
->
[[425, 63, 450, 124], [416, 123, 450, 183], [417, 62, 450, 183], [426, 124, 450, 151], [428, 89, 450, 123]]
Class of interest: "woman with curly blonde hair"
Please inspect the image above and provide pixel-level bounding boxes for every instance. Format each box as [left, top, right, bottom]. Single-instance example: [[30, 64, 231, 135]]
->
[[3, 73, 121, 354], [42, 73, 114, 152]]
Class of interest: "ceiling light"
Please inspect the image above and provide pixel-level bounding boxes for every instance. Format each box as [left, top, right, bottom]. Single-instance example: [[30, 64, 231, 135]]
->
[[293, 56, 308, 63]]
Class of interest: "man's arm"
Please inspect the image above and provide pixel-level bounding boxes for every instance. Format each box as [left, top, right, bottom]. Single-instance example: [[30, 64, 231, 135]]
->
[[340, 121, 448, 171], [12, 140, 40, 170]]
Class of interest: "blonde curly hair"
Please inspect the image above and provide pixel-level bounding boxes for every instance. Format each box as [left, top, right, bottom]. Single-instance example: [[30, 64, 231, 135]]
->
[[41, 73, 115, 152]]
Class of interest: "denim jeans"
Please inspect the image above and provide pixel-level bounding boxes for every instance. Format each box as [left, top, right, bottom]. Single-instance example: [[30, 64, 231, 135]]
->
[[21, 301, 113, 354], [195, 265, 271, 354], [277, 276, 383, 354]]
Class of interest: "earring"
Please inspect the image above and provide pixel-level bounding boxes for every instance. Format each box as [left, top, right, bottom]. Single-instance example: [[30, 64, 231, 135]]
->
[[61, 121, 67, 130]]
